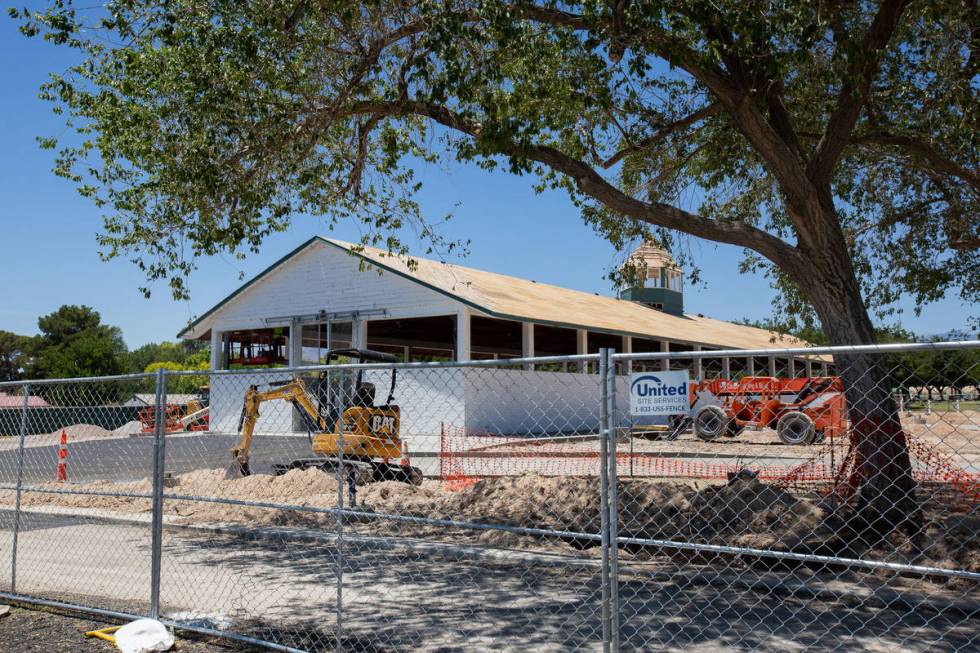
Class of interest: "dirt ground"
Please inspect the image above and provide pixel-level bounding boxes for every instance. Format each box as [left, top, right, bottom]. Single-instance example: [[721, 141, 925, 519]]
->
[[495, 409, 980, 465], [0, 604, 260, 652]]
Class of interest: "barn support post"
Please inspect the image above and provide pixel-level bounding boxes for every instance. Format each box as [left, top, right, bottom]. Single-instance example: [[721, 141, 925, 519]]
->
[[576, 329, 588, 373], [722, 356, 731, 380], [522, 322, 535, 371], [660, 341, 670, 371], [456, 308, 471, 362], [221, 332, 231, 369], [352, 318, 368, 350], [768, 355, 778, 377], [692, 345, 703, 380], [209, 329, 222, 371], [288, 318, 303, 367]]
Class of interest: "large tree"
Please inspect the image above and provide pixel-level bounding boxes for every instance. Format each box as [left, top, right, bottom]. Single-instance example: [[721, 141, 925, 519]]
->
[[29, 305, 128, 380], [15, 1, 978, 535]]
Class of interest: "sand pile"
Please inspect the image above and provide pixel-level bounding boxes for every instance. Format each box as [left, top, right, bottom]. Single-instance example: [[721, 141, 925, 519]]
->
[[2, 468, 824, 548], [0, 468, 341, 523], [9, 469, 973, 575], [2, 476, 154, 512], [685, 478, 825, 549], [112, 420, 143, 435], [165, 468, 341, 525]]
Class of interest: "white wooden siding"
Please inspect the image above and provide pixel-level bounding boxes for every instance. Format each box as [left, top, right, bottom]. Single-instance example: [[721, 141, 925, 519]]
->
[[205, 240, 461, 332]]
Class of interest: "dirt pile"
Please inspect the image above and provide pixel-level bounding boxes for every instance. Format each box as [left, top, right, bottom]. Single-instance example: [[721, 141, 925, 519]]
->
[[2, 468, 823, 547], [685, 477, 826, 549], [6, 469, 973, 576], [355, 473, 825, 550], [0, 468, 341, 522]]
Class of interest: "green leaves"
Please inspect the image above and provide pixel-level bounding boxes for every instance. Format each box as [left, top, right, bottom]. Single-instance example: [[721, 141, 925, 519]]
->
[[30, 305, 128, 380], [14, 0, 978, 331]]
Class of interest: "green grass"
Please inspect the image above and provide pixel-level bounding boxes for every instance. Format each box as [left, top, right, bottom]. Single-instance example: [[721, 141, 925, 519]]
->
[[904, 399, 980, 412]]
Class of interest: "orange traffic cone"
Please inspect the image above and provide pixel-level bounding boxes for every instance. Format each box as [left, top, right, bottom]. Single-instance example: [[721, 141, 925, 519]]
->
[[57, 429, 68, 482], [400, 441, 411, 468]]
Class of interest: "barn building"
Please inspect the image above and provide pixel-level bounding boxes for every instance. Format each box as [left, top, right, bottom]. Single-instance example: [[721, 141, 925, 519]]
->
[[178, 236, 823, 378], [178, 237, 826, 470]]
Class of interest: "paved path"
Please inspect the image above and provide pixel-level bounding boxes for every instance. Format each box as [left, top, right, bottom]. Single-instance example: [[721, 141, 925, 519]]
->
[[0, 511, 976, 652]]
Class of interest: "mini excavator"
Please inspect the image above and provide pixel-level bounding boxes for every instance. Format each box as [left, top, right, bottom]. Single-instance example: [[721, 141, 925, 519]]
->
[[229, 348, 423, 485]]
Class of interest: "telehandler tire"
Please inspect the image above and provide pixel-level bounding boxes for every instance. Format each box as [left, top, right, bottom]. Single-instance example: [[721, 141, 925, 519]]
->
[[776, 412, 815, 445], [694, 405, 729, 441]]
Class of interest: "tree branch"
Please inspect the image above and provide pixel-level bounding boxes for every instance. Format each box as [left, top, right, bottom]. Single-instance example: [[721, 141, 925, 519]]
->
[[600, 104, 719, 169], [347, 99, 803, 271], [807, 0, 910, 184], [851, 133, 980, 195]]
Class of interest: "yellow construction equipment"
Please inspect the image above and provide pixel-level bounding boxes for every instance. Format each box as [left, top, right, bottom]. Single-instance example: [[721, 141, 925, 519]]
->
[[229, 348, 422, 485]]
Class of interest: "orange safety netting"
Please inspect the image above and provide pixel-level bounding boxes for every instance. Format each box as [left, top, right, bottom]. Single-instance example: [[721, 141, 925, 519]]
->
[[438, 422, 979, 509]]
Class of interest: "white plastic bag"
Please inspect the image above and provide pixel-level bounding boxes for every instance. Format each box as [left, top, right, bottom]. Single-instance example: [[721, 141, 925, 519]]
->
[[114, 619, 174, 653]]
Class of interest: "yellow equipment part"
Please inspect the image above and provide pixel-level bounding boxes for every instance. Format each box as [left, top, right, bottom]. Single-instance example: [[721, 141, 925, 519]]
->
[[229, 374, 420, 484], [312, 405, 402, 460]]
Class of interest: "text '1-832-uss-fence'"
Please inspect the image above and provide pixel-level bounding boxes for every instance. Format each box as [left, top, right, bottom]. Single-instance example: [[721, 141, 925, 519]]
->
[[0, 341, 977, 652]]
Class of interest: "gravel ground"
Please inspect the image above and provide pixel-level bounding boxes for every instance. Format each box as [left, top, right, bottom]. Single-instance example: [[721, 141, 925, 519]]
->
[[0, 603, 261, 652]]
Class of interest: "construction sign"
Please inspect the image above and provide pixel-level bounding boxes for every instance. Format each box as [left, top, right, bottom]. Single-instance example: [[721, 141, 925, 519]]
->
[[629, 371, 690, 416]]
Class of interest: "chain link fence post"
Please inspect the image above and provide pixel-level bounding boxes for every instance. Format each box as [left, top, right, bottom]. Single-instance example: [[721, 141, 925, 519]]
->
[[605, 352, 620, 653], [10, 383, 29, 594], [335, 367, 345, 653], [149, 367, 167, 619], [598, 348, 611, 653]]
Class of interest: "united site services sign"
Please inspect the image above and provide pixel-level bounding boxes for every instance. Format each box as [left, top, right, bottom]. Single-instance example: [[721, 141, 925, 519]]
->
[[629, 371, 691, 416]]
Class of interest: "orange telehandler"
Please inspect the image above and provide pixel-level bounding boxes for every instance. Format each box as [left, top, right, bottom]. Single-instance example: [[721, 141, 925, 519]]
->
[[692, 376, 847, 445], [229, 348, 422, 485]]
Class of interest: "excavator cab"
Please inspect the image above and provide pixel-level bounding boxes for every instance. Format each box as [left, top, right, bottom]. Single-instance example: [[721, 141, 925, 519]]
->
[[313, 348, 397, 427], [229, 348, 422, 485]]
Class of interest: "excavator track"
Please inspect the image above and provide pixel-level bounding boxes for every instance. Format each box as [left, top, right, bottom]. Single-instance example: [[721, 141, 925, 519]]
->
[[270, 457, 423, 486]]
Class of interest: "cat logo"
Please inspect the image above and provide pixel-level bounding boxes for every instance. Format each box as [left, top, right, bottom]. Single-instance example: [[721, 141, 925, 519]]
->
[[371, 414, 396, 434]]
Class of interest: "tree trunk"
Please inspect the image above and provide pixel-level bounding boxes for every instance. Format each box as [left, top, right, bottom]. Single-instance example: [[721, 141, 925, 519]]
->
[[801, 246, 920, 541]]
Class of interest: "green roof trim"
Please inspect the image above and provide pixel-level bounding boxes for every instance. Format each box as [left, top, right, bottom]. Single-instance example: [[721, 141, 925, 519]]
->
[[176, 236, 323, 338]]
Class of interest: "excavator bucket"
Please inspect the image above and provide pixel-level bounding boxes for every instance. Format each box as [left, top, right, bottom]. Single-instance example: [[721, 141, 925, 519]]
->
[[224, 459, 250, 479], [224, 404, 252, 479]]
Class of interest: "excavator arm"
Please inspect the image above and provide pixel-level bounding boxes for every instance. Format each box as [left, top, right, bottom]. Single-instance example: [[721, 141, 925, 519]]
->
[[226, 356, 422, 485], [230, 378, 326, 475]]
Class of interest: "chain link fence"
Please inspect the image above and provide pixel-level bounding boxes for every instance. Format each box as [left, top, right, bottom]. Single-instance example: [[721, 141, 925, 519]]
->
[[0, 342, 977, 651]]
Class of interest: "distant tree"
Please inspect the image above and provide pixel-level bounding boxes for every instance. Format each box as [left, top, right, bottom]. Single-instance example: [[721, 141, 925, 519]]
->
[[145, 355, 210, 395], [128, 340, 207, 374], [735, 319, 915, 348], [0, 330, 34, 382], [29, 305, 128, 380]]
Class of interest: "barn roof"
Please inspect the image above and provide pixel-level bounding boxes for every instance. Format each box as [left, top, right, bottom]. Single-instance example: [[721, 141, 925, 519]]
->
[[179, 236, 815, 351]]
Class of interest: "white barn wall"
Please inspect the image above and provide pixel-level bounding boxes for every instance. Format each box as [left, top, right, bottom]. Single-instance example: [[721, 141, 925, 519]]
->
[[209, 372, 295, 435], [208, 368, 662, 480], [461, 368, 600, 435], [206, 240, 461, 333]]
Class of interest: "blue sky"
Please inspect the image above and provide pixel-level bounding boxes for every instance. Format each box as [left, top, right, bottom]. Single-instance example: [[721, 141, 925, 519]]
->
[[0, 15, 972, 348]]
